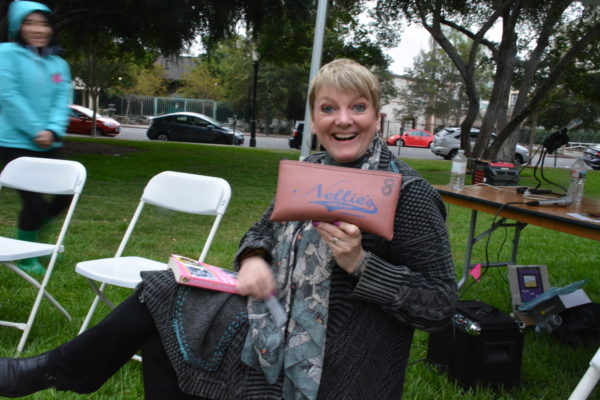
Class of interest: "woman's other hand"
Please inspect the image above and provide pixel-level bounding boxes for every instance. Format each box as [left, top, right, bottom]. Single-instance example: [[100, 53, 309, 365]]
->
[[313, 221, 365, 274], [34, 130, 54, 148], [237, 256, 275, 299]]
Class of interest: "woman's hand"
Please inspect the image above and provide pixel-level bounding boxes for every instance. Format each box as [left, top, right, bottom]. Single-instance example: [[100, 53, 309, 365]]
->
[[34, 130, 54, 148], [313, 221, 365, 274], [237, 255, 275, 299]]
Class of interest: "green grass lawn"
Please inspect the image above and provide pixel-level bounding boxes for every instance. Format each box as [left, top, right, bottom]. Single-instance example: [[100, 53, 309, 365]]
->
[[0, 137, 599, 399]]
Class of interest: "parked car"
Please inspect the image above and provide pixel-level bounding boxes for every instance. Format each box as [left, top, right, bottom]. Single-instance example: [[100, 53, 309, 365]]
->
[[386, 128, 434, 148], [146, 112, 244, 145], [583, 144, 600, 170], [67, 104, 121, 137], [288, 121, 318, 150], [430, 127, 529, 164]]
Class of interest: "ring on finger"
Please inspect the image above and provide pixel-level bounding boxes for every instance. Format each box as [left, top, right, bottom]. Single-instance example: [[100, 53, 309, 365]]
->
[[332, 237, 338, 245]]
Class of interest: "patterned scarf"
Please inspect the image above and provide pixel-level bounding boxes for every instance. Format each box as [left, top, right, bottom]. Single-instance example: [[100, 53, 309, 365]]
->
[[242, 137, 385, 400]]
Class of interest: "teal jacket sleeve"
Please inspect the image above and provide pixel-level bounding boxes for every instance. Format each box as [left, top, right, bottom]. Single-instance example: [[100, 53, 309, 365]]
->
[[0, 45, 44, 139], [45, 57, 72, 138]]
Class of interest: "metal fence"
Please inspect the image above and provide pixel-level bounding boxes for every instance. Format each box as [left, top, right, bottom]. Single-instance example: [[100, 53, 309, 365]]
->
[[98, 94, 235, 125], [381, 120, 433, 139]]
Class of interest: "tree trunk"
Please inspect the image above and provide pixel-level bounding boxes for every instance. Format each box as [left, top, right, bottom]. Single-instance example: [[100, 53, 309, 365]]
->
[[489, 18, 600, 156], [478, 4, 519, 161], [89, 53, 98, 137], [528, 112, 537, 166], [490, 0, 570, 161], [419, 2, 480, 157], [125, 96, 131, 120]]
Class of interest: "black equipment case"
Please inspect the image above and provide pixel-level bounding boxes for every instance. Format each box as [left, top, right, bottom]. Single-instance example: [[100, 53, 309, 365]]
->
[[472, 160, 520, 186], [427, 300, 524, 390]]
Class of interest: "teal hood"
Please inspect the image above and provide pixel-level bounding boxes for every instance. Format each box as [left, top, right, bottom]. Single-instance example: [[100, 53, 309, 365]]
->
[[8, 1, 52, 41]]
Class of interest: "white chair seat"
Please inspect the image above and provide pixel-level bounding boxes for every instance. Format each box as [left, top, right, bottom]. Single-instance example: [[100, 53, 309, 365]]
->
[[0, 237, 56, 261], [75, 256, 167, 289]]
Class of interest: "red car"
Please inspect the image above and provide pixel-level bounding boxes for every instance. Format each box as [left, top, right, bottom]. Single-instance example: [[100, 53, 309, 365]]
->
[[67, 104, 121, 137], [386, 129, 433, 148]]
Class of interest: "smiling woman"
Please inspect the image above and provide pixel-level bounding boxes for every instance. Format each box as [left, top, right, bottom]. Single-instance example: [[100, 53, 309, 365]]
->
[[311, 89, 380, 163], [309, 59, 381, 164]]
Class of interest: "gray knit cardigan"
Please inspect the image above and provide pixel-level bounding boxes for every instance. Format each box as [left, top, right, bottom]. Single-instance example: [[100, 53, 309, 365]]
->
[[139, 147, 457, 400]]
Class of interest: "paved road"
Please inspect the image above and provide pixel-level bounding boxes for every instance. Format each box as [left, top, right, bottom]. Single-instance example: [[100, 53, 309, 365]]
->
[[72, 126, 577, 169], [110, 126, 293, 150]]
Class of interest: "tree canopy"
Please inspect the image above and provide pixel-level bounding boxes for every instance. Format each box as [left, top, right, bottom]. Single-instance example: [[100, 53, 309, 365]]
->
[[174, 1, 394, 125], [535, 9, 600, 131], [1, 0, 282, 53], [1, 0, 395, 129], [374, 0, 600, 161], [396, 29, 493, 128]]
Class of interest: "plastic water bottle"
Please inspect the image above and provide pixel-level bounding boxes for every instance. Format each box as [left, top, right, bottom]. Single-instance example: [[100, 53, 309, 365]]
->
[[449, 149, 467, 191], [567, 157, 587, 207]]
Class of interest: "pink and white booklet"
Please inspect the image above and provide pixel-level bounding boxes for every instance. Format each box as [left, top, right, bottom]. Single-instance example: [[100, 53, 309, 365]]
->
[[168, 254, 286, 327]]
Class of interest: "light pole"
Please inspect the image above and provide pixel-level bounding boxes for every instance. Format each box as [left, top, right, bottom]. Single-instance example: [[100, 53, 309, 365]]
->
[[250, 51, 259, 148], [300, 0, 328, 159]]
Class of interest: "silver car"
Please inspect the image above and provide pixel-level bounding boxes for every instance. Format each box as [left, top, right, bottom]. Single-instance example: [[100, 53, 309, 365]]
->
[[431, 127, 529, 164]]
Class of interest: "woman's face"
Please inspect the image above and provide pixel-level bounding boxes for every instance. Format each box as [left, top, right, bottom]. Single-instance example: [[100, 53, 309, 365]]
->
[[20, 12, 52, 48], [311, 87, 379, 164]]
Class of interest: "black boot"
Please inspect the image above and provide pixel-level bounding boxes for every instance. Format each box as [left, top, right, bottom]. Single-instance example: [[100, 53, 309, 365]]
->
[[0, 353, 59, 397]]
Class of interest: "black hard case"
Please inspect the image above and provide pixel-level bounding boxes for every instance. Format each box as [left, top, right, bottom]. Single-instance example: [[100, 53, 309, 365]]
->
[[427, 300, 524, 390], [471, 160, 520, 186]]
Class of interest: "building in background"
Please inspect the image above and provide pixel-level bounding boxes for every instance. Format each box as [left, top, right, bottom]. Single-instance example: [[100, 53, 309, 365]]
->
[[380, 74, 438, 139]]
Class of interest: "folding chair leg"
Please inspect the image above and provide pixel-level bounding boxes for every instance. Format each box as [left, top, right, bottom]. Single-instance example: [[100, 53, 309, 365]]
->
[[85, 280, 116, 309], [77, 282, 143, 363], [15, 259, 69, 353], [1, 261, 72, 354], [3, 262, 71, 320], [78, 281, 115, 334]]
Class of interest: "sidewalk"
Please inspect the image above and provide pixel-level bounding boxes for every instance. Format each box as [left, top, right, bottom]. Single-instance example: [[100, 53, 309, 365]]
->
[[555, 147, 584, 159]]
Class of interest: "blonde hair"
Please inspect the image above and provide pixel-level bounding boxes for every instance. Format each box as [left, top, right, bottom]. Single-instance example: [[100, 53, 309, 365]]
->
[[308, 58, 381, 115]]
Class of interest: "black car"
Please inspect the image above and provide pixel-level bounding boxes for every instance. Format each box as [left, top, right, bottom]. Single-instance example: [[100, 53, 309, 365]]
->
[[583, 144, 600, 170], [147, 112, 244, 145], [288, 121, 318, 150]]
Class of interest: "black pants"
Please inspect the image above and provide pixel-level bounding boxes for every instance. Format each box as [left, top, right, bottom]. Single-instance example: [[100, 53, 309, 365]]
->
[[0, 147, 72, 231], [48, 295, 202, 399]]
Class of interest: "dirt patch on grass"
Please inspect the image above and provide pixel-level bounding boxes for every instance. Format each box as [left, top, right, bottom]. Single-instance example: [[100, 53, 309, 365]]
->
[[63, 141, 143, 156]]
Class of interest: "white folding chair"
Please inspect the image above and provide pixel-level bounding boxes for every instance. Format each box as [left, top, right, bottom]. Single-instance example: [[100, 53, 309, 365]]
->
[[75, 171, 232, 335], [0, 157, 87, 353]]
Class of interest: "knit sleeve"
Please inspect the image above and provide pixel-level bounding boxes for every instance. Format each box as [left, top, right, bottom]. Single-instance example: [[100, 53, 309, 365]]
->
[[350, 178, 457, 331], [232, 201, 276, 271]]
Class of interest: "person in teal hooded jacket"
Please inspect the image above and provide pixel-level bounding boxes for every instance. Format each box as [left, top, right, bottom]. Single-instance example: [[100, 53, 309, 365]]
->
[[0, 1, 73, 274]]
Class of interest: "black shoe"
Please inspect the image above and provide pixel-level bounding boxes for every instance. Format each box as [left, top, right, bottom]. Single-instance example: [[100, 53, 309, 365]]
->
[[0, 353, 59, 397]]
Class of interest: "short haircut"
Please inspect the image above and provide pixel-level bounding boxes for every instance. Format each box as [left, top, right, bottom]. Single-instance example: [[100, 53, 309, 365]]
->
[[308, 58, 380, 116]]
